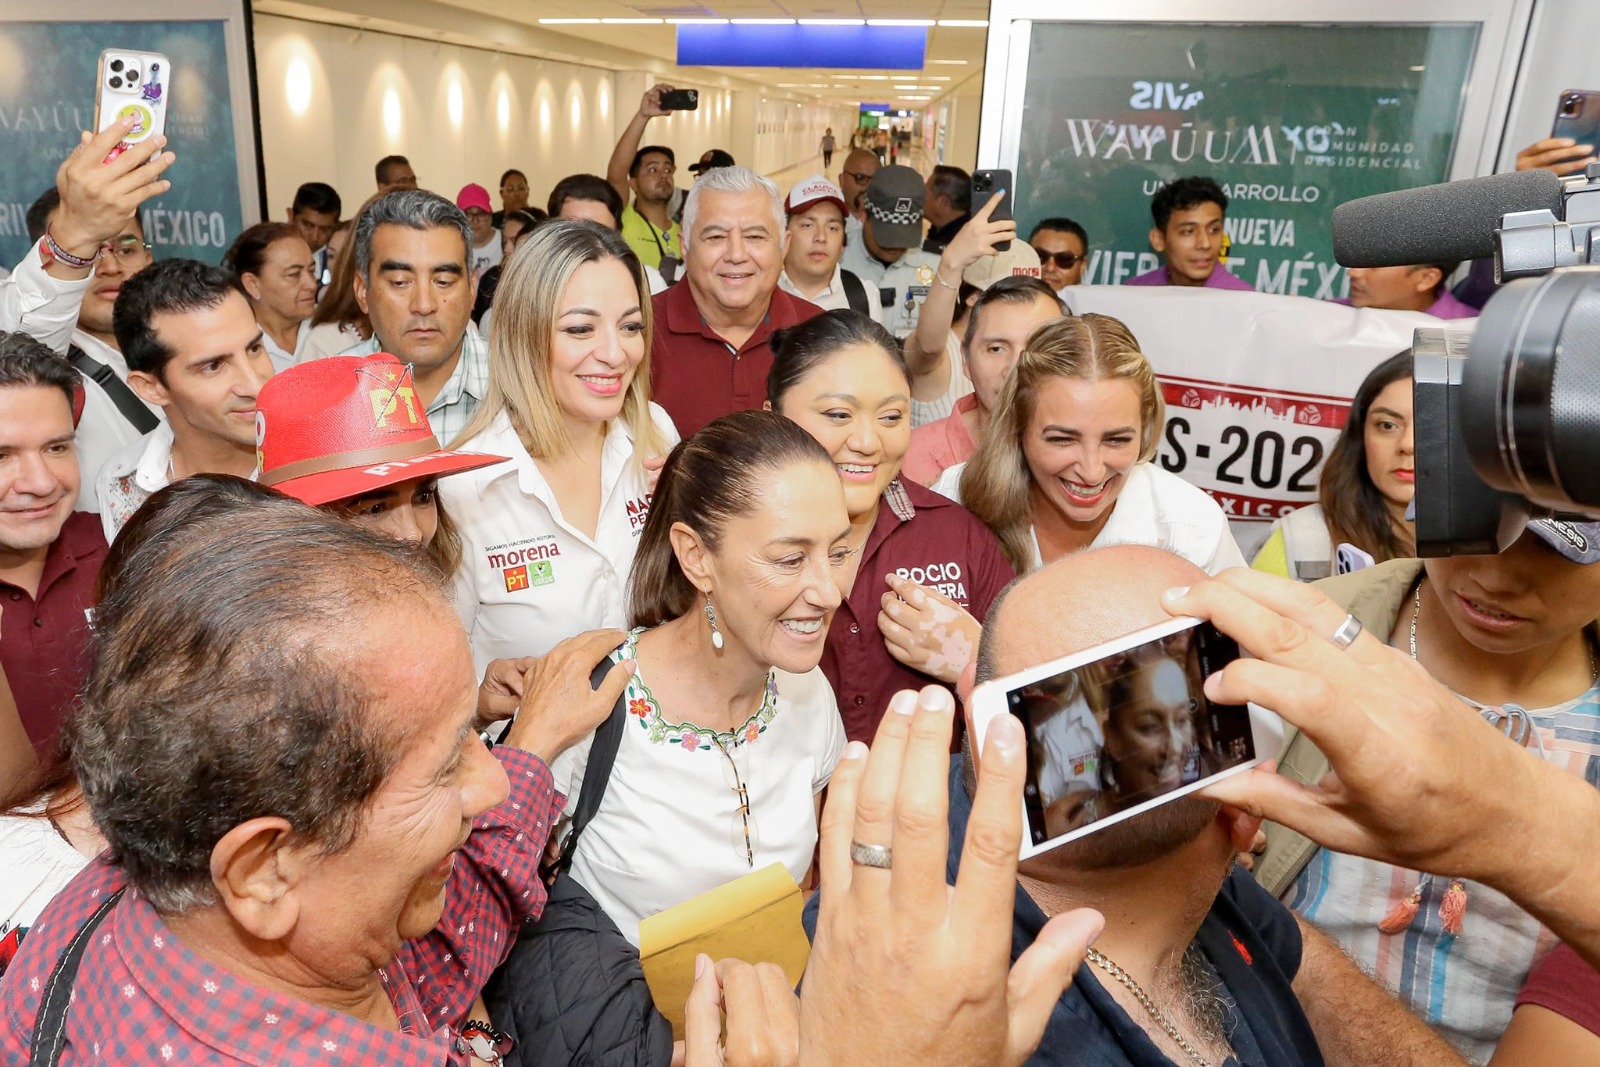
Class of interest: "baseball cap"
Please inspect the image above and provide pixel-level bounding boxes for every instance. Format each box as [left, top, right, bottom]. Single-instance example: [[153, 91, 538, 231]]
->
[[863, 165, 925, 249], [1527, 519, 1600, 564], [962, 241, 1043, 289], [785, 174, 848, 217], [689, 149, 736, 175], [456, 184, 492, 214], [256, 354, 507, 506]]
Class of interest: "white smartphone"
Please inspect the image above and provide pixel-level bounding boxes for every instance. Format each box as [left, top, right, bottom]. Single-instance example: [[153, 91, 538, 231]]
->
[[969, 616, 1282, 861], [94, 48, 171, 160]]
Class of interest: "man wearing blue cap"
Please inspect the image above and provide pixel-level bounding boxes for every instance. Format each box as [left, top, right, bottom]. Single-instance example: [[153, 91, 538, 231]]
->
[[1258, 519, 1600, 1062]]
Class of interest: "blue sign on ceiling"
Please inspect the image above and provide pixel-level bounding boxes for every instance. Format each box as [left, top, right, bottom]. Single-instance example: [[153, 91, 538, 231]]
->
[[675, 24, 927, 69]]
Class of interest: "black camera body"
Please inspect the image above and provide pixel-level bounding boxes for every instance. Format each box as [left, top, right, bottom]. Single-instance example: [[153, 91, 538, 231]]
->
[[1340, 165, 1600, 556]]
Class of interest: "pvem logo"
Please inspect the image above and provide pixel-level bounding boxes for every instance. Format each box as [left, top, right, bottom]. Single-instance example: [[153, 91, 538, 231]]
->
[[1129, 81, 1205, 111]]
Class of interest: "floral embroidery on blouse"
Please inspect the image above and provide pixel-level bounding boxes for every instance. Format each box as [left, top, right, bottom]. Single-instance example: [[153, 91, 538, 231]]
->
[[617, 627, 780, 752]]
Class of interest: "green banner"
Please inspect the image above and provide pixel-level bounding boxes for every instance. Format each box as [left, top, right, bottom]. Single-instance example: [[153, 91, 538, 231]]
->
[[1014, 22, 1479, 296]]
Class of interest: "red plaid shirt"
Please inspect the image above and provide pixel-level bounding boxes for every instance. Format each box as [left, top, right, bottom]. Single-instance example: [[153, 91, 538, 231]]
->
[[0, 747, 558, 1065]]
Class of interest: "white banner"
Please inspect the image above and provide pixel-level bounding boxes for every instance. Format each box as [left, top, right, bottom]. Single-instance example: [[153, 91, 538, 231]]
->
[[1059, 286, 1451, 556]]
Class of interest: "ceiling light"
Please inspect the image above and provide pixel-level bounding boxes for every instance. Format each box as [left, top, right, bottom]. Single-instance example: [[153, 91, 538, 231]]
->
[[599, 17, 663, 23], [731, 18, 796, 24], [866, 18, 934, 26], [1409, 64, 1427, 72], [893, 84, 920, 90], [927, 58, 968, 64], [666, 17, 728, 23], [900, 95, 931, 100], [936, 20, 988, 28], [538, 18, 600, 23], [924, 75, 952, 81], [799, 18, 866, 25]]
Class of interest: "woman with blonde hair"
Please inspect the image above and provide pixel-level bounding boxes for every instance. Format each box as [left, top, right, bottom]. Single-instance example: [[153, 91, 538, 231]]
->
[[443, 219, 678, 676], [935, 313, 1244, 574]]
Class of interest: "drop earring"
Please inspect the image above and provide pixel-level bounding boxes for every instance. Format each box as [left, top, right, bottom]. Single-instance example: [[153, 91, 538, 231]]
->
[[705, 594, 724, 650]]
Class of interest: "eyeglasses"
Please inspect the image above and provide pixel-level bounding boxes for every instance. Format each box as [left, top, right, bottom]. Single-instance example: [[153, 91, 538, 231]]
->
[[1034, 248, 1085, 269], [715, 737, 758, 868], [841, 170, 875, 186], [97, 237, 152, 265]]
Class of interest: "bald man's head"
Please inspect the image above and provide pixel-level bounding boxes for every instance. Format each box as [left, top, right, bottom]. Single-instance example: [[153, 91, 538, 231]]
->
[[974, 545, 1220, 872]]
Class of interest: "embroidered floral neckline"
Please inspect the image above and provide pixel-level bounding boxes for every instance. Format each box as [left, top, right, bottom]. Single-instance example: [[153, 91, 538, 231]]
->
[[620, 628, 780, 753]]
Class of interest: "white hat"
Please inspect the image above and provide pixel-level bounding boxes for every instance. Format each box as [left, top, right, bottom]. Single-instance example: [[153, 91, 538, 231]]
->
[[785, 174, 848, 216], [962, 241, 1044, 289]]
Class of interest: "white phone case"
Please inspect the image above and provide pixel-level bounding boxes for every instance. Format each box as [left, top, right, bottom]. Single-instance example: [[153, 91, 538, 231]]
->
[[969, 615, 1282, 860], [94, 49, 171, 155]]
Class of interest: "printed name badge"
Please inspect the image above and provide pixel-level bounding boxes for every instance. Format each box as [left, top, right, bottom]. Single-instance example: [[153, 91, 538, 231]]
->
[[486, 538, 561, 593], [1157, 376, 1347, 526]]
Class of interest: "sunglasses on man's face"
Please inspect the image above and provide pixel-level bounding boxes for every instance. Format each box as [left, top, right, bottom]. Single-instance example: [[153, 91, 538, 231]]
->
[[1034, 248, 1085, 269], [841, 170, 875, 186]]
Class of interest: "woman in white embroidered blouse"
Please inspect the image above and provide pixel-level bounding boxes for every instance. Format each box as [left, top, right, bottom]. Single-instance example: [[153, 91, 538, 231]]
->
[[553, 411, 850, 945]]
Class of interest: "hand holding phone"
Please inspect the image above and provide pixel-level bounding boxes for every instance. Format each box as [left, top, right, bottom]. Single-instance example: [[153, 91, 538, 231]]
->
[[971, 169, 1014, 252], [95, 49, 171, 162], [660, 88, 699, 112], [970, 616, 1281, 859]]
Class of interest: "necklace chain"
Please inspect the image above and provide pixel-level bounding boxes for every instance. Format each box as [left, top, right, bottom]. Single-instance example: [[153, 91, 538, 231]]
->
[[1083, 947, 1216, 1067], [1409, 577, 1598, 678]]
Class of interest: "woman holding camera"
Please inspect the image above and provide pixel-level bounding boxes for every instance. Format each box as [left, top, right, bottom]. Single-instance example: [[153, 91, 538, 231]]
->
[[937, 314, 1245, 575]]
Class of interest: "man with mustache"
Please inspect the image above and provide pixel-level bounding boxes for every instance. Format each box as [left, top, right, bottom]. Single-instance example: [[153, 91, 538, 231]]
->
[[96, 259, 274, 540], [341, 190, 486, 448]]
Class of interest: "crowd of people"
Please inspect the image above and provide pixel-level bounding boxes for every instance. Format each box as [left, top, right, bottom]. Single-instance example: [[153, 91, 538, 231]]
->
[[2, 83, 1600, 1067]]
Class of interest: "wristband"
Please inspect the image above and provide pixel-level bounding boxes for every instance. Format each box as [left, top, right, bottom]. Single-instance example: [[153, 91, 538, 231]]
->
[[457, 1019, 514, 1065], [934, 271, 960, 292], [41, 228, 96, 270]]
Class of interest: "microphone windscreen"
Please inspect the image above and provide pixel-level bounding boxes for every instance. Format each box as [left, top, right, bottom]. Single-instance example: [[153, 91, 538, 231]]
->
[[1332, 170, 1564, 267]]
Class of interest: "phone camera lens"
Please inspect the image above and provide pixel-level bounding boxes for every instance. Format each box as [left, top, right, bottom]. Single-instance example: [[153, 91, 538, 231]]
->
[[110, 59, 124, 72], [127, 69, 140, 82], [109, 76, 123, 89], [151, 62, 160, 71]]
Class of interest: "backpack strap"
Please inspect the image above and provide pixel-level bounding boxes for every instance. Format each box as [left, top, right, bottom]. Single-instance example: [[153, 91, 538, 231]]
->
[[839, 269, 871, 316], [67, 345, 159, 435], [30, 887, 126, 1067], [549, 659, 629, 876]]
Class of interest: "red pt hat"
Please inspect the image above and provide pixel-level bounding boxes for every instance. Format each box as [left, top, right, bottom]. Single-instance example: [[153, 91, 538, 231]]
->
[[256, 354, 507, 506]]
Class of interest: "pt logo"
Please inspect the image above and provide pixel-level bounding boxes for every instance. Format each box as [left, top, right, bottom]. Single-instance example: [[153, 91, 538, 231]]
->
[[503, 560, 555, 592]]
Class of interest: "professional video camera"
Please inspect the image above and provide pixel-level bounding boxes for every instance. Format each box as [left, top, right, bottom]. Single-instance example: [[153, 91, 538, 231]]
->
[[1333, 164, 1600, 556]]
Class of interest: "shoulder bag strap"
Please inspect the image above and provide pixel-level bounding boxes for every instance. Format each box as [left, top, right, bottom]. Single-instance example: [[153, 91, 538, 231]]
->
[[839, 269, 870, 316], [67, 345, 159, 435], [30, 887, 126, 1067], [550, 660, 629, 876]]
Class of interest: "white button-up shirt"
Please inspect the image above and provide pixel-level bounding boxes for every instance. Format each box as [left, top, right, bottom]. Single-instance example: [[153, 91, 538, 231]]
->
[[778, 265, 883, 325], [260, 319, 312, 373], [95, 422, 175, 543], [2, 241, 93, 353], [441, 405, 680, 676], [69, 331, 165, 516], [932, 461, 1247, 575]]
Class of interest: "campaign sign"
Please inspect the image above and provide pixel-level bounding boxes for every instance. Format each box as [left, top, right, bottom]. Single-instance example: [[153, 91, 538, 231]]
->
[[1061, 286, 1445, 555], [1011, 22, 1477, 298]]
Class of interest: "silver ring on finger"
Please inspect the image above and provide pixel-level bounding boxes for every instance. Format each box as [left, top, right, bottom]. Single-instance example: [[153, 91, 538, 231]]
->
[[1329, 613, 1363, 651], [849, 841, 893, 869]]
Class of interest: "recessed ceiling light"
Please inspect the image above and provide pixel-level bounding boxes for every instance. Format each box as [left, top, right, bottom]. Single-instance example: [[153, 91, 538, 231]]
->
[[599, 17, 662, 23], [799, 18, 866, 25], [666, 17, 729, 23], [538, 17, 600, 23], [731, 18, 796, 24], [936, 19, 988, 27], [867, 19, 935, 26], [927, 58, 968, 64]]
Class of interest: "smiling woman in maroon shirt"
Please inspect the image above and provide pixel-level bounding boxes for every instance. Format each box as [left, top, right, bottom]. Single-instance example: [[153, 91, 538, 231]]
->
[[767, 309, 1014, 742]]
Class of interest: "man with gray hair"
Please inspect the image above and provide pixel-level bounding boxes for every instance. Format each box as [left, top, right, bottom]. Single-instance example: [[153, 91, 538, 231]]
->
[[340, 189, 485, 445], [648, 165, 822, 437], [0, 490, 614, 1062]]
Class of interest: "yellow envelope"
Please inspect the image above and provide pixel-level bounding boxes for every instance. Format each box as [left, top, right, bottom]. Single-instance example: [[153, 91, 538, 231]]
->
[[637, 863, 810, 1038]]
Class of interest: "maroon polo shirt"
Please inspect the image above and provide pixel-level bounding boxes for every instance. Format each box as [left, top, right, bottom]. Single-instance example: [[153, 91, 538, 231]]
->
[[0, 511, 106, 758], [650, 281, 822, 437], [822, 478, 1015, 743]]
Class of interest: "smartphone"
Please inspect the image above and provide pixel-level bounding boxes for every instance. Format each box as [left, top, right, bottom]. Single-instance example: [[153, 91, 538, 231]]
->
[[660, 88, 699, 112], [969, 616, 1282, 860], [95, 48, 171, 160], [972, 169, 1013, 251]]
